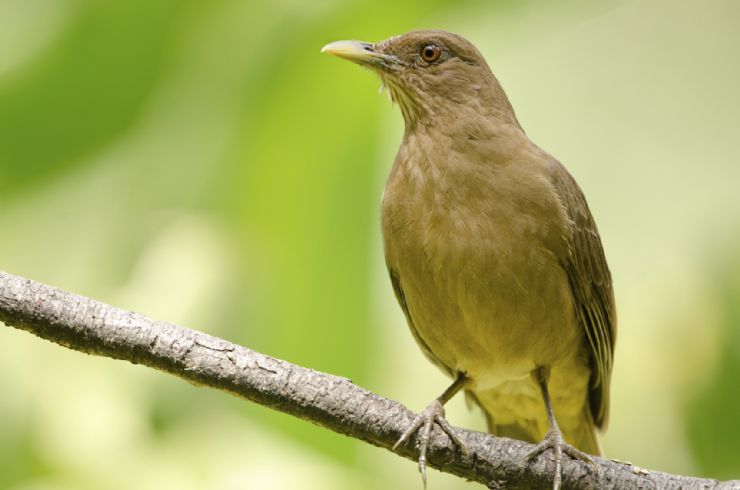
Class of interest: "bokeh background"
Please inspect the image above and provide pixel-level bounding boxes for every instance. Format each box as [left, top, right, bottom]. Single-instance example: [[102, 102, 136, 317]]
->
[[1, 0, 739, 488]]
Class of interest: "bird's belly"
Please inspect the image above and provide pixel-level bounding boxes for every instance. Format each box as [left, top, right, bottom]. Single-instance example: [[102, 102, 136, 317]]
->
[[386, 226, 581, 391], [473, 351, 591, 440]]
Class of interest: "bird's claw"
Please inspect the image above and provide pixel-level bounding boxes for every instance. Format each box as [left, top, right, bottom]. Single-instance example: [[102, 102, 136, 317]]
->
[[393, 400, 468, 487], [526, 429, 595, 490]]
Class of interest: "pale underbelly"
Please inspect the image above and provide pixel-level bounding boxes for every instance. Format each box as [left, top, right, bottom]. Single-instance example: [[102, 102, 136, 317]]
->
[[473, 352, 591, 440]]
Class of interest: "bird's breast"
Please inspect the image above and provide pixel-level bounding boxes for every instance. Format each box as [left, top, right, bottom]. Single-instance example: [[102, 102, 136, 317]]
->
[[381, 144, 580, 390]]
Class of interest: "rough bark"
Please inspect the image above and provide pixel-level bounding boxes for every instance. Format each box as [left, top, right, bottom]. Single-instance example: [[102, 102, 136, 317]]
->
[[0, 270, 737, 490]]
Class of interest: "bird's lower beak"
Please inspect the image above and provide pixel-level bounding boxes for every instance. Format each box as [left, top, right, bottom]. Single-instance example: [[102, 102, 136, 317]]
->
[[321, 40, 396, 68]]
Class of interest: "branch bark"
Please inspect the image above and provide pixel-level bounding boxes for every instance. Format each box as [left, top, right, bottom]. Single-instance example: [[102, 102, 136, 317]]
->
[[0, 270, 736, 490]]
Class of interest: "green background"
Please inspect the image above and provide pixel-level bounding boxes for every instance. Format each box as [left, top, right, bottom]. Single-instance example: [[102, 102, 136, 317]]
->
[[1, 0, 739, 488]]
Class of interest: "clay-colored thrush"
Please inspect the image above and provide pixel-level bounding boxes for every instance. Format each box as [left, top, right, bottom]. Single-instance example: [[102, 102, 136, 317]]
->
[[323, 30, 616, 489]]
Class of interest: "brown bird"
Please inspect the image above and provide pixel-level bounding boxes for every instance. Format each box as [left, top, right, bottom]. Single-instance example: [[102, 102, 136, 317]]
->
[[322, 30, 615, 489]]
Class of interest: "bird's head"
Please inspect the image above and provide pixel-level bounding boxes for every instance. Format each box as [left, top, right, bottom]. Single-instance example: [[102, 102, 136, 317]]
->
[[322, 30, 518, 130]]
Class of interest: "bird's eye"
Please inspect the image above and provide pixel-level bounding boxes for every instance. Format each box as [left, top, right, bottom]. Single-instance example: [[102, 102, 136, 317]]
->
[[420, 44, 442, 63]]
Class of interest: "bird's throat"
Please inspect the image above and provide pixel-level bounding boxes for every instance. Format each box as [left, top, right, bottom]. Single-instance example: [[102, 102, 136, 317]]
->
[[378, 73, 424, 128]]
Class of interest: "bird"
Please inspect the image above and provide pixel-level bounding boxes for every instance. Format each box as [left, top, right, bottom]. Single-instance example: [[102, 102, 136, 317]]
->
[[322, 30, 616, 489]]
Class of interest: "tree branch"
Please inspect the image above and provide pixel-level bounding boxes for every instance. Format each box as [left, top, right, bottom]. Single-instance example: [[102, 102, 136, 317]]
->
[[0, 270, 736, 489]]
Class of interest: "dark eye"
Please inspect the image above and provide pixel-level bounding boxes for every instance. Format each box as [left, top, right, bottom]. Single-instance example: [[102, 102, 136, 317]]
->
[[420, 44, 441, 63]]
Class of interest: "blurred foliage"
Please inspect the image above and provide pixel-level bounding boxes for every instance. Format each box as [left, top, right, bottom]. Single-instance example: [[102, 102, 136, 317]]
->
[[685, 249, 740, 479], [0, 0, 187, 192], [1, 0, 739, 488]]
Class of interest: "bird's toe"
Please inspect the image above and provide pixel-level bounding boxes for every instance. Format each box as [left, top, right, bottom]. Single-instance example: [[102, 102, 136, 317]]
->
[[394, 399, 467, 487]]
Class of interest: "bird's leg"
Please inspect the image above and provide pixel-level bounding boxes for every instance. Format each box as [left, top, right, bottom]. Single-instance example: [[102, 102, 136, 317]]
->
[[526, 367, 594, 490], [393, 372, 468, 486]]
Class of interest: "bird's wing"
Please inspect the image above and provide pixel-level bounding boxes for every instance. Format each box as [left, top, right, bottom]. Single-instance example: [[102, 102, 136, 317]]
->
[[550, 162, 616, 430]]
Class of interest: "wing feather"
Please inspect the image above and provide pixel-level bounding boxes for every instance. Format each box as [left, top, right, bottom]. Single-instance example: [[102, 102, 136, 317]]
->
[[550, 162, 617, 429]]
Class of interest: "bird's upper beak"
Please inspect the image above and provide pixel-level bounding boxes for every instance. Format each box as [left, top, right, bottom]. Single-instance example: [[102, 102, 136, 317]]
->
[[321, 40, 398, 69]]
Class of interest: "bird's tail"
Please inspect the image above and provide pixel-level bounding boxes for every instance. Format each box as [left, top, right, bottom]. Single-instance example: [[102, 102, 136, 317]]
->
[[467, 390, 602, 456]]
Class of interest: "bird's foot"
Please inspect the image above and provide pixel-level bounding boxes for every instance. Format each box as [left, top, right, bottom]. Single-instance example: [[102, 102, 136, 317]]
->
[[526, 428, 594, 490], [393, 399, 468, 487]]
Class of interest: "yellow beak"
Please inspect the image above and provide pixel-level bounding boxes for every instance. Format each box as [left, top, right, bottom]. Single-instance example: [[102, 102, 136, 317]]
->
[[321, 40, 393, 67]]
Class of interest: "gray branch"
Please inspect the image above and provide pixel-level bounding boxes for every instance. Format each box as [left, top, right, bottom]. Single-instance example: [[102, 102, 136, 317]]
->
[[0, 270, 736, 490]]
